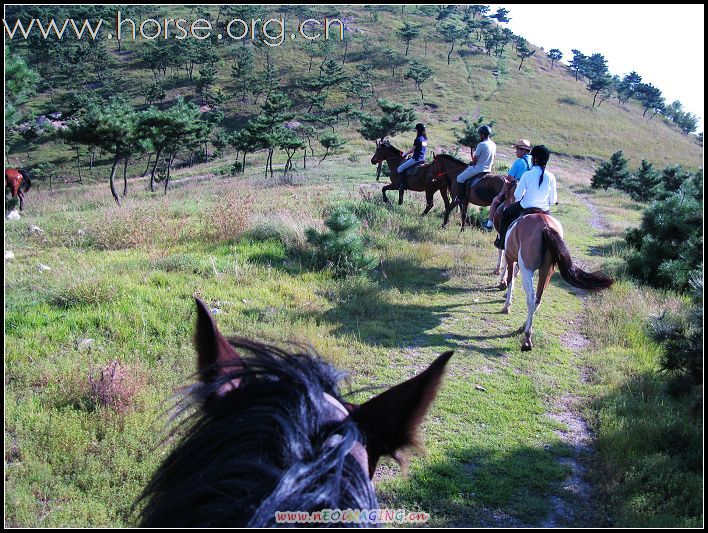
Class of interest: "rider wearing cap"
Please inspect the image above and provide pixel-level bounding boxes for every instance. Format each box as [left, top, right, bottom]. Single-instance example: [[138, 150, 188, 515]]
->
[[495, 145, 557, 249], [397, 123, 428, 190], [482, 139, 533, 230], [455, 125, 497, 200]]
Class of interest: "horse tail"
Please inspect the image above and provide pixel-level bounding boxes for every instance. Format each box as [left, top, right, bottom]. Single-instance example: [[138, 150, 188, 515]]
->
[[19, 169, 32, 192], [542, 227, 613, 291]]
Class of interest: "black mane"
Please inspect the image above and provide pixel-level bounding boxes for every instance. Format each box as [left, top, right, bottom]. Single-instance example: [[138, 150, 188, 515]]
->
[[137, 338, 378, 527], [436, 153, 467, 166]]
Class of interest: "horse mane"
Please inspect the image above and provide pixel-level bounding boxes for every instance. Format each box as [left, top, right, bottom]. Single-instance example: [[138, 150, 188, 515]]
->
[[436, 153, 467, 166], [381, 140, 401, 152], [138, 338, 378, 527]]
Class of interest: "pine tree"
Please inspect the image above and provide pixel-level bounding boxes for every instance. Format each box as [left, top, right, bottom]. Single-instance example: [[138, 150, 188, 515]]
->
[[548, 49, 562, 69], [305, 206, 377, 277], [622, 160, 661, 202], [591, 151, 629, 190], [404, 61, 434, 100]]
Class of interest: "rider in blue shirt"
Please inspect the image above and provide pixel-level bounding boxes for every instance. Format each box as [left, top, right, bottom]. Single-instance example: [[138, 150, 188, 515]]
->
[[482, 139, 533, 230]]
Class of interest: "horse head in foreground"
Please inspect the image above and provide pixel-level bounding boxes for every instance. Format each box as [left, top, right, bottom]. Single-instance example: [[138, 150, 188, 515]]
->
[[138, 298, 453, 527], [5, 168, 32, 211]]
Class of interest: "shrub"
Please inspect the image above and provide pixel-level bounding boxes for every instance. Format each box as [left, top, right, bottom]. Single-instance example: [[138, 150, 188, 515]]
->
[[625, 194, 702, 292], [592, 150, 630, 190], [651, 271, 703, 393], [88, 360, 144, 415], [305, 206, 377, 277]]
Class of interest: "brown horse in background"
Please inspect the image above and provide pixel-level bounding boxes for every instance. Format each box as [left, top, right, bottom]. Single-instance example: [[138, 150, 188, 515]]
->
[[492, 179, 518, 286], [5, 168, 32, 211], [501, 213, 613, 351], [428, 154, 506, 231], [370, 140, 450, 216]]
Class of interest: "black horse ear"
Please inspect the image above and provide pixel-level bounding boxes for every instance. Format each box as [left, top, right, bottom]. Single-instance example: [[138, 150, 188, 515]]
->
[[194, 297, 243, 389], [351, 351, 453, 477]]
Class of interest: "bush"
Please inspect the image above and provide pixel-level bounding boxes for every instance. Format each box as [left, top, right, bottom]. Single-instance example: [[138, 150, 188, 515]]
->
[[651, 272, 703, 392], [557, 96, 580, 106], [625, 194, 702, 292], [592, 150, 629, 190], [305, 206, 377, 277]]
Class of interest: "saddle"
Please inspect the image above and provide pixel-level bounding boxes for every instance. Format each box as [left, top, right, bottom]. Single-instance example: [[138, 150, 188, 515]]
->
[[399, 161, 428, 191], [401, 161, 427, 178], [520, 207, 549, 216], [461, 172, 489, 197]]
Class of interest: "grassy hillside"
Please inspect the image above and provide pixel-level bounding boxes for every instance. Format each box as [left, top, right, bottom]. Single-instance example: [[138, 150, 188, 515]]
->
[[5, 3, 702, 191]]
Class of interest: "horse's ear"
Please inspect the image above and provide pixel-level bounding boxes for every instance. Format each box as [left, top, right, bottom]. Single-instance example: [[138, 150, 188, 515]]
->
[[194, 297, 243, 391], [351, 351, 453, 477]]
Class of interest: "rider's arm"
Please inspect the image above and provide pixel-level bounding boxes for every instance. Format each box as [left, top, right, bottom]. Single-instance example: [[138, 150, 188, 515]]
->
[[550, 175, 558, 205], [514, 171, 528, 202]]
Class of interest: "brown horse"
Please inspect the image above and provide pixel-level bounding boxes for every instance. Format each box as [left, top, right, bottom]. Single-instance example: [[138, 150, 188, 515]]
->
[[501, 213, 613, 351], [492, 179, 517, 285], [428, 154, 506, 231], [370, 139, 450, 216], [5, 168, 32, 211]]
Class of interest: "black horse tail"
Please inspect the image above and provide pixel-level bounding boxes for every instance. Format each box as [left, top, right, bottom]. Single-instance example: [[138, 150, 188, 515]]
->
[[542, 227, 613, 291], [18, 169, 32, 192]]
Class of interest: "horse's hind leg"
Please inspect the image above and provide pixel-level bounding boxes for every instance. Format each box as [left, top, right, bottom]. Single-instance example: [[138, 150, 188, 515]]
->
[[534, 262, 555, 312], [494, 248, 503, 276], [421, 187, 434, 216], [18, 191, 24, 211], [382, 184, 397, 203], [460, 201, 469, 232], [496, 251, 507, 289], [501, 257, 517, 313], [518, 253, 536, 351]]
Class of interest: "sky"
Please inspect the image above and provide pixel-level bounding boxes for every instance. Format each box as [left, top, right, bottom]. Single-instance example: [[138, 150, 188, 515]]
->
[[490, 4, 704, 132]]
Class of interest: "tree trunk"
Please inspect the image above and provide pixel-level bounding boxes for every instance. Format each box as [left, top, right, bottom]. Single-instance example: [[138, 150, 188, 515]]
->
[[164, 152, 176, 194], [242, 151, 246, 173], [76, 149, 82, 183], [143, 153, 153, 177], [123, 157, 129, 197], [150, 149, 162, 192], [448, 43, 454, 65], [405, 42, 410, 56], [109, 155, 121, 205]]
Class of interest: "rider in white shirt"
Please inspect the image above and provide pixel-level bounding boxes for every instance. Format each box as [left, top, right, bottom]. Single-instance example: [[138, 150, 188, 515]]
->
[[495, 145, 557, 249]]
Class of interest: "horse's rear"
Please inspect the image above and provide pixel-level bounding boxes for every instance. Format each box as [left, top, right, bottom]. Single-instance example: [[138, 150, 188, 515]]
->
[[503, 213, 612, 350], [5, 168, 31, 210]]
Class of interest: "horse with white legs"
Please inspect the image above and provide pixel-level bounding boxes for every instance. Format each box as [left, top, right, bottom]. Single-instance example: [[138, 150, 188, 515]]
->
[[501, 213, 613, 351]]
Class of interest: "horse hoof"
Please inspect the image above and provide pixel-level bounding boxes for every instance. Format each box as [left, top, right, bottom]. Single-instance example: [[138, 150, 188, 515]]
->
[[493, 269, 500, 276], [498, 282, 507, 291], [501, 307, 509, 314], [521, 342, 533, 351]]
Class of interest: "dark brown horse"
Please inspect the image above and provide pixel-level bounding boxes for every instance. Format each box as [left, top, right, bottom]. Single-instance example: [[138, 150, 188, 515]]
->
[[501, 214, 613, 351], [370, 140, 450, 216], [138, 297, 453, 526], [493, 180, 517, 285], [428, 154, 506, 231], [5, 168, 32, 211]]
